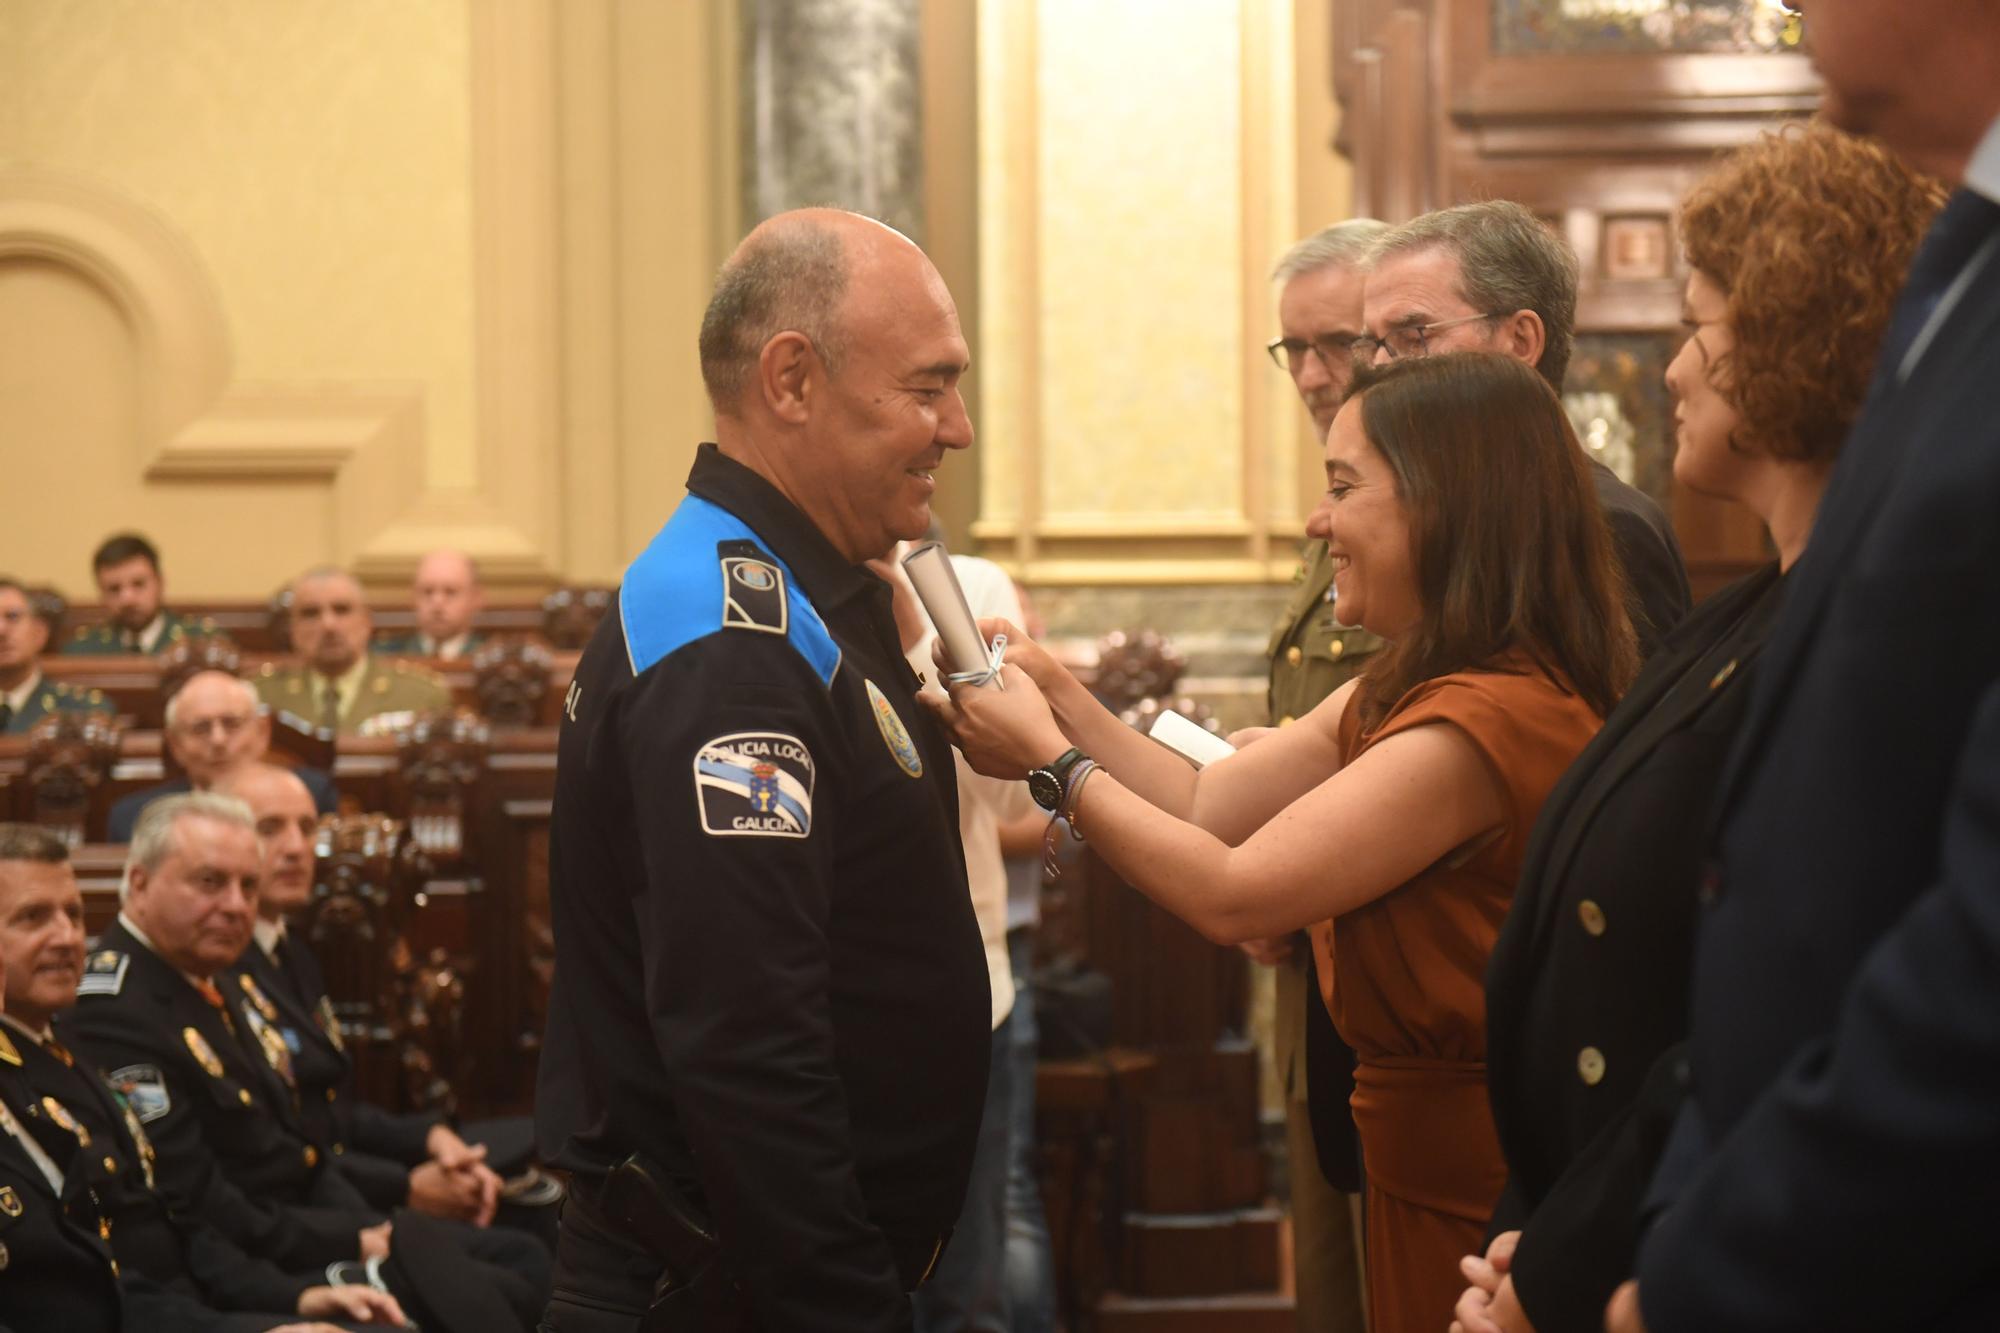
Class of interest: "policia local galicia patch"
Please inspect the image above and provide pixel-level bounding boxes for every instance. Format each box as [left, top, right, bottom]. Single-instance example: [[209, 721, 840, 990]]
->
[[694, 732, 816, 838]]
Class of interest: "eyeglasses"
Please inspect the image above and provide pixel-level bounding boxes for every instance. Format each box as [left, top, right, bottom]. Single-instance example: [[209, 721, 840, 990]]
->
[[1350, 312, 1505, 363], [176, 713, 255, 741], [1265, 335, 1358, 374]]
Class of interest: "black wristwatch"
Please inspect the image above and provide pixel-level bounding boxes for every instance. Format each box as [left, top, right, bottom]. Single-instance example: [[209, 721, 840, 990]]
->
[[1027, 747, 1089, 812]]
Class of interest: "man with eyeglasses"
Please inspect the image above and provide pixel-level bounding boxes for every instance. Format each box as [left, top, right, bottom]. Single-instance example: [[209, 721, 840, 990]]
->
[[106, 669, 335, 841], [1358, 201, 1691, 656], [1254, 218, 1388, 1333]]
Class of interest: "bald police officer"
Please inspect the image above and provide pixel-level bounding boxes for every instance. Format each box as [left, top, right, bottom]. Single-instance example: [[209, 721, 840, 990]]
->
[[536, 209, 988, 1332]]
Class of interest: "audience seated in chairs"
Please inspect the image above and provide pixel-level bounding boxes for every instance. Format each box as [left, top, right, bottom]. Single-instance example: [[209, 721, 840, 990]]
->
[[254, 567, 450, 736], [58, 793, 552, 1332], [0, 820, 411, 1332], [61, 533, 217, 656], [375, 550, 488, 661], [106, 669, 338, 841], [0, 577, 111, 735], [216, 762, 552, 1227]]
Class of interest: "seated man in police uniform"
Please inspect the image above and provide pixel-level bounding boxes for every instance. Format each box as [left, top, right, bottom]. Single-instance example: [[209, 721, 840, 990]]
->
[[0, 578, 111, 736], [254, 568, 450, 737], [0, 820, 408, 1332], [107, 671, 338, 843], [59, 794, 549, 1332], [372, 550, 487, 661], [216, 762, 518, 1222], [536, 208, 991, 1332], [62, 533, 217, 656]]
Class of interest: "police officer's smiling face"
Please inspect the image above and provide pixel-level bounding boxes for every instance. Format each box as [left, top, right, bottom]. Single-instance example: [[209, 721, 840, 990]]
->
[[0, 858, 86, 1030], [808, 249, 974, 562]]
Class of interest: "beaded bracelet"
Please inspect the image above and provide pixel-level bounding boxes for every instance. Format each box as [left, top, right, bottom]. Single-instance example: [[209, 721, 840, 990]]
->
[[1040, 757, 1104, 880]]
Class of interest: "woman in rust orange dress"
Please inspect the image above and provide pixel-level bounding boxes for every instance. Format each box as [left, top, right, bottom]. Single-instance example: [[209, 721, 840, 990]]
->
[[934, 351, 1636, 1332]]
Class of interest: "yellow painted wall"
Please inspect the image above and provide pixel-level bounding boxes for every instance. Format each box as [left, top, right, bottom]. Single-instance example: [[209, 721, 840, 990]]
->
[[0, 0, 478, 489]]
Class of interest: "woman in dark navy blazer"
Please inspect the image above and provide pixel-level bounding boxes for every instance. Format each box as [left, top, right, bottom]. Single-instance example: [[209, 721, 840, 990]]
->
[[1450, 123, 1947, 1333]]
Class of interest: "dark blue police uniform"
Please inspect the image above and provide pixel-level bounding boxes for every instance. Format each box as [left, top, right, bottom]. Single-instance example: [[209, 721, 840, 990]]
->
[[536, 444, 989, 1331]]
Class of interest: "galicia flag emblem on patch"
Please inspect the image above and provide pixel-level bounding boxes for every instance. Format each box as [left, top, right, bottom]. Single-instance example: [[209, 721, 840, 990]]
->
[[694, 732, 816, 838]]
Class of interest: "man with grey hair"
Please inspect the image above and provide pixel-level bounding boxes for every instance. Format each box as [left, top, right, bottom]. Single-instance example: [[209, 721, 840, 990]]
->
[[1358, 201, 1691, 655], [106, 669, 336, 841], [63, 794, 550, 1331], [253, 566, 450, 735], [537, 208, 988, 1331], [1254, 218, 1386, 1333]]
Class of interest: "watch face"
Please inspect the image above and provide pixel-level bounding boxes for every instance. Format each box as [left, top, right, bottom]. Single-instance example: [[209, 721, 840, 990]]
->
[[1027, 769, 1064, 811]]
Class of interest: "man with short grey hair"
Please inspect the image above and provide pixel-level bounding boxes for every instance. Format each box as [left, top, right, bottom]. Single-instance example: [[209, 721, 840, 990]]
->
[[1358, 201, 1691, 655], [538, 208, 988, 1331]]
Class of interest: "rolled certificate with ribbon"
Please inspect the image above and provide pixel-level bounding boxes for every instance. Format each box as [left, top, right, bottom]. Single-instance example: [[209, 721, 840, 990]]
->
[[901, 540, 1005, 688]]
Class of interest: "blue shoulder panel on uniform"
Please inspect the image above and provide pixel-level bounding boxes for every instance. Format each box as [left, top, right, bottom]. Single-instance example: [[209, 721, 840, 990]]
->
[[618, 495, 840, 686]]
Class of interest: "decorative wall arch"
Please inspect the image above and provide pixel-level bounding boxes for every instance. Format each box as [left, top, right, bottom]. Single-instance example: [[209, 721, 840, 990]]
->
[[0, 166, 232, 466]]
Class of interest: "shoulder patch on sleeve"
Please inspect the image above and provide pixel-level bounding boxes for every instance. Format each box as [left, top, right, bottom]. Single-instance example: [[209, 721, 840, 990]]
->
[[618, 496, 840, 685], [76, 951, 128, 997], [719, 541, 788, 636], [693, 731, 816, 838], [109, 1065, 170, 1123]]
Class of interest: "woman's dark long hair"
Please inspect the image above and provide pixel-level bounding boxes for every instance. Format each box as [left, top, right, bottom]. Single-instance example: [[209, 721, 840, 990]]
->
[[1346, 353, 1638, 729]]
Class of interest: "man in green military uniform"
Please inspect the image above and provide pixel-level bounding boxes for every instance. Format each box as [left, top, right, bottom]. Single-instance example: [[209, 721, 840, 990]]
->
[[0, 578, 112, 735], [373, 548, 489, 660], [61, 533, 217, 655], [1255, 219, 1389, 1333], [254, 567, 450, 736]]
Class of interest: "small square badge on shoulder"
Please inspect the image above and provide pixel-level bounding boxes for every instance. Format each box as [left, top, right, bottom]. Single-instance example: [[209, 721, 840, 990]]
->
[[693, 731, 816, 838]]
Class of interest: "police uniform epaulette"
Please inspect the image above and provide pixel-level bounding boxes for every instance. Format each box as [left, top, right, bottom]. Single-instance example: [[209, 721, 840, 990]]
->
[[76, 950, 129, 998], [619, 495, 840, 685]]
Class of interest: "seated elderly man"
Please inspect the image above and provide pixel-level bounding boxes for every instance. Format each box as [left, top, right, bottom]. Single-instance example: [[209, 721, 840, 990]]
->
[[59, 794, 551, 1331], [0, 577, 111, 735], [373, 550, 487, 660], [106, 669, 337, 841], [62, 533, 217, 656], [0, 820, 409, 1331], [216, 762, 530, 1223], [254, 567, 450, 736]]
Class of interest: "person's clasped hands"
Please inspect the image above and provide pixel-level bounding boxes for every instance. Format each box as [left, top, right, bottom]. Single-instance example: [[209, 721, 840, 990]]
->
[[1451, 1229, 1535, 1333], [409, 1123, 504, 1226]]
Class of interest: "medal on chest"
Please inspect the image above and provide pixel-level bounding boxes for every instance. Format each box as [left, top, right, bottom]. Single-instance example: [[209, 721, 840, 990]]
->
[[865, 679, 924, 778]]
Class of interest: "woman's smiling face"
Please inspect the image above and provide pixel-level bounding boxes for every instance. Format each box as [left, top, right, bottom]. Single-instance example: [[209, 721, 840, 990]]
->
[[1307, 397, 1420, 639]]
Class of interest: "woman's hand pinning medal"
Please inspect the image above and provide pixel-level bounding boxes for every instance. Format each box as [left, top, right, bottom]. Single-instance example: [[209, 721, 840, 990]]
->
[[921, 617, 1071, 781]]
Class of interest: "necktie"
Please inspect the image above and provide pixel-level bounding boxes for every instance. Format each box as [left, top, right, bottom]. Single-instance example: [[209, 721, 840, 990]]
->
[[1879, 189, 2000, 379], [0, 702, 12, 731], [319, 681, 341, 729], [41, 1037, 74, 1068], [194, 979, 237, 1038]]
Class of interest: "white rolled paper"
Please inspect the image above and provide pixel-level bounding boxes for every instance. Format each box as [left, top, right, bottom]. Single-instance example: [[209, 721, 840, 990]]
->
[[901, 541, 998, 687]]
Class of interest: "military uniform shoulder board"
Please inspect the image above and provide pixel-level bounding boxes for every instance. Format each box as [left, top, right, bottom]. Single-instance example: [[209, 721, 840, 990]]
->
[[717, 540, 788, 636], [0, 1028, 18, 1067], [76, 950, 129, 998], [238, 973, 280, 1023]]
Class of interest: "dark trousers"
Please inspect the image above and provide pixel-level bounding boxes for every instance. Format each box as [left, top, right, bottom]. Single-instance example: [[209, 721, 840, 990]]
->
[[540, 1195, 662, 1333]]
